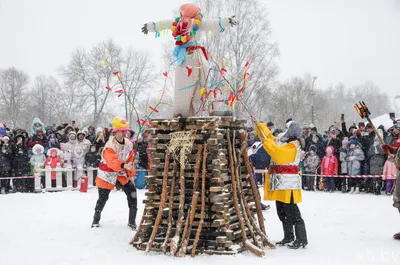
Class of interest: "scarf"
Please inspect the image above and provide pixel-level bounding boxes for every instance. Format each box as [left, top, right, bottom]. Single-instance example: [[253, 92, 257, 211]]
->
[[324, 154, 336, 169]]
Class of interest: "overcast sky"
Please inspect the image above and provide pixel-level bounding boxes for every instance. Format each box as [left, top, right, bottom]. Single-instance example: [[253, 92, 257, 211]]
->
[[1, 0, 399, 97]]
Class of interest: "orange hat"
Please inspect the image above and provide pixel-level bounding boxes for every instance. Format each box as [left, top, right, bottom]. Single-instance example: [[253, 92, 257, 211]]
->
[[111, 117, 130, 132]]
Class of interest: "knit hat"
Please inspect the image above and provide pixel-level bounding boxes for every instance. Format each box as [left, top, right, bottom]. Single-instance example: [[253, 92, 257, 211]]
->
[[349, 138, 358, 146], [267, 122, 274, 127], [342, 138, 349, 146], [111, 117, 130, 132], [36, 129, 43, 134], [48, 134, 56, 140], [311, 127, 318, 133], [0, 128, 6, 136], [280, 122, 302, 142]]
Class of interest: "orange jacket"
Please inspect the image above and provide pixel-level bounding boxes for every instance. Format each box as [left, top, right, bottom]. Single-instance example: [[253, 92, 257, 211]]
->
[[96, 145, 136, 190]]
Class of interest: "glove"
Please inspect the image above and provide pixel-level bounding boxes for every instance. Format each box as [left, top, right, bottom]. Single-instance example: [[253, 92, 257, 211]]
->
[[141, 23, 148, 35], [382, 144, 398, 154], [347, 156, 355, 161], [228, 16, 237, 26]]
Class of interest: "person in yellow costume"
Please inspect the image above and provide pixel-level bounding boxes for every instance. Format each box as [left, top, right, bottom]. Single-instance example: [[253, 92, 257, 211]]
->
[[255, 120, 308, 249]]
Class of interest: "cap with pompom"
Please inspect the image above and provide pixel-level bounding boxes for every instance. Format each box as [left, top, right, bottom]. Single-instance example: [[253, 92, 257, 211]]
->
[[111, 117, 130, 132]]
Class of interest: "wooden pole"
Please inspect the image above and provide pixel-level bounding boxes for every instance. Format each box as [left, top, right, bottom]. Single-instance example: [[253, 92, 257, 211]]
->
[[170, 149, 186, 255], [178, 192, 199, 257], [161, 162, 177, 254], [191, 144, 208, 257], [227, 130, 264, 257], [146, 151, 170, 252]]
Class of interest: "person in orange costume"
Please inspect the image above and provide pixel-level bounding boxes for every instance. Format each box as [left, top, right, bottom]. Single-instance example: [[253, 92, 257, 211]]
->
[[255, 120, 308, 249], [91, 117, 137, 229]]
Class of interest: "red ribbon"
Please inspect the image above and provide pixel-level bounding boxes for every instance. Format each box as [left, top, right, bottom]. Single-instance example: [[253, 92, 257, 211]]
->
[[186, 66, 192, 77], [186, 46, 208, 61], [149, 106, 159, 113]]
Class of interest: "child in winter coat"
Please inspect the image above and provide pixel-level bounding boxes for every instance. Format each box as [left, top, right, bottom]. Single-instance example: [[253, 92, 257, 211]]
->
[[346, 138, 365, 194], [85, 145, 101, 186], [340, 138, 349, 192], [45, 148, 62, 188], [383, 157, 398, 195], [45, 134, 60, 154], [303, 145, 320, 191], [30, 144, 46, 189], [321, 146, 339, 192]]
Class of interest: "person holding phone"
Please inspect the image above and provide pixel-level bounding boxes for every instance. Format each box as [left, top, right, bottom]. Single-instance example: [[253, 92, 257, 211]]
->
[[91, 117, 137, 229]]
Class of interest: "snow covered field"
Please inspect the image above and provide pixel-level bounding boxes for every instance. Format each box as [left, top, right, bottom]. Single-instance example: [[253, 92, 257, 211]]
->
[[1, 189, 399, 265]]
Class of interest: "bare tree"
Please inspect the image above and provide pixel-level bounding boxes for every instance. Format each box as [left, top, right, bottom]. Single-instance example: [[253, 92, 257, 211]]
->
[[59, 39, 122, 126], [0, 67, 29, 128], [195, 0, 279, 119], [118, 47, 155, 125], [60, 39, 157, 127], [28, 75, 62, 125]]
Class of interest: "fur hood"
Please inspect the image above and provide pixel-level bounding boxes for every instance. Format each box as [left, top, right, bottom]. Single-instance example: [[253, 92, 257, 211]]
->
[[32, 144, 44, 155]]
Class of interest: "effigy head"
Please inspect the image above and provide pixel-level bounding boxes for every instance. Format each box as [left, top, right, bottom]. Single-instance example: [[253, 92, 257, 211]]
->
[[179, 3, 202, 19], [172, 3, 203, 46]]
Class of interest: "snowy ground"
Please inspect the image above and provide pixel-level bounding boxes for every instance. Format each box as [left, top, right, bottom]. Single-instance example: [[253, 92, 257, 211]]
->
[[1, 189, 399, 265]]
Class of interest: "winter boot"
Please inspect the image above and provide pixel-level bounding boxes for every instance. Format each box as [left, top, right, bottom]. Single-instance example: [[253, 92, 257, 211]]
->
[[261, 203, 271, 211], [276, 223, 294, 246], [349, 187, 355, 194], [91, 211, 101, 228], [354, 187, 360, 194], [393, 232, 400, 240], [288, 221, 308, 249], [127, 208, 137, 230]]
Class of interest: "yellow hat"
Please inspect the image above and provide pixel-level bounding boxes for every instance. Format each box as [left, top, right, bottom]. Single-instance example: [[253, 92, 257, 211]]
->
[[111, 117, 129, 132]]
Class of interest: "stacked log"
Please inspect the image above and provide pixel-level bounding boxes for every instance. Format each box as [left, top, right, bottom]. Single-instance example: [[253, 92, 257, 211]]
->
[[131, 115, 274, 256]]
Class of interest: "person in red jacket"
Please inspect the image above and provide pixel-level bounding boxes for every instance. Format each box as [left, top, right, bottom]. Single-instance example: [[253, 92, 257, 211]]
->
[[321, 146, 338, 192], [45, 148, 62, 187], [91, 117, 137, 229]]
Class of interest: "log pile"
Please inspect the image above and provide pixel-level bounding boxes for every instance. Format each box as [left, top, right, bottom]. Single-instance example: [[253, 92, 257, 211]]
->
[[131, 115, 274, 257]]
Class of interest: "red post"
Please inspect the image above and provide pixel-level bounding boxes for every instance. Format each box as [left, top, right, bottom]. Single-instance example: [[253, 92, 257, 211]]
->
[[80, 175, 88, 192]]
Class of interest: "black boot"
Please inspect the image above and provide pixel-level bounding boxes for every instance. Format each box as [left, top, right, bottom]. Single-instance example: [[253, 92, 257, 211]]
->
[[276, 223, 294, 246], [127, 208, 137, 230], [261, 203, 270, 211], [91, 211, 101, 228], [288, 221, 308, 249]]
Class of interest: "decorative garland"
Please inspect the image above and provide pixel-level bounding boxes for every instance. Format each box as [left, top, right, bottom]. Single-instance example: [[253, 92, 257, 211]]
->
[[171, 13, 203, 46]]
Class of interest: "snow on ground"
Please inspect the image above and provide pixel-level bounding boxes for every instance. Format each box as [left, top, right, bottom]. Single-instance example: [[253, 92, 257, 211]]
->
[[1, 189, 399, 265]]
